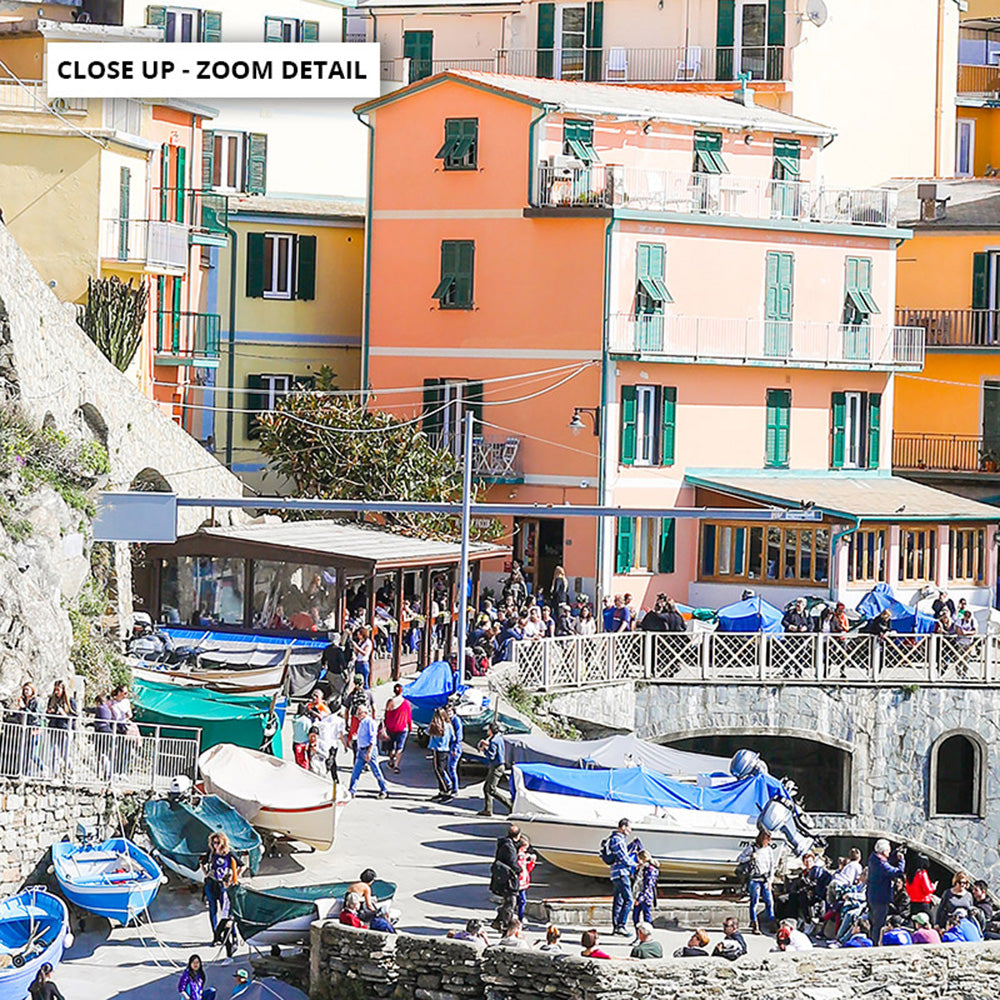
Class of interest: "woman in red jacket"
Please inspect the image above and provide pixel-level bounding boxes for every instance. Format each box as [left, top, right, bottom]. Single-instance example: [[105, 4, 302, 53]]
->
[[906, 854, 938, 917]]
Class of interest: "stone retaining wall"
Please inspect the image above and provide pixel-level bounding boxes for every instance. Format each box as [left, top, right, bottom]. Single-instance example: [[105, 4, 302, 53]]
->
[[310, 920, 1000, 1000]]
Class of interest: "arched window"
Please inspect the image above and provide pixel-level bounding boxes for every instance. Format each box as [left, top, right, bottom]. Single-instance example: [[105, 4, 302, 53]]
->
[[930, 732, 984, 818]]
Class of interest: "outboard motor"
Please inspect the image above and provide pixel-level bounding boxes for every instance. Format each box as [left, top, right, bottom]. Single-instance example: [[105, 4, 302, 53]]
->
[[168, 775, 193, 802], [758, 794, 815, 856], [730, 748, 769, 780]]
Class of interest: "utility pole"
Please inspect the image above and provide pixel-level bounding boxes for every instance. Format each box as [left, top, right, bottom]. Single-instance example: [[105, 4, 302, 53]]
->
[[456, 411, 474, 682]]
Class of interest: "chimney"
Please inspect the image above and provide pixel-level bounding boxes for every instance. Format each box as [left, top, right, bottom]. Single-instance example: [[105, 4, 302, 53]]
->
[[732, 83, 755, 107], [918, 182, 948, 222]]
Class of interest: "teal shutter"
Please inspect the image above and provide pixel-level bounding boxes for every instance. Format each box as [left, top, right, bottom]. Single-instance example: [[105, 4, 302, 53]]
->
[[764, 251, 793, 356], [767, 0, 786, 78], [615, 518, 634, 574], [830, 391, 846, 469], [118, 167, 130, 259], [403, 30, 433, 82], [661, 386, 676, 466], [201, 130, 215, 189], [973, 252, 989, 308], [159, 143, 170, 220], [536, 4, 555, 78], [765, 388, 790, 468], [200, 10, 222, 41], [170, 276, 182, 351], [301, 20, 319, 41], [146, 5, 166, 27], [716, 0, 735, 79], [423, 379, 444, 439], [867, 393, 881, 470], [295, 235, 317, 301], [264, 16, 284, 41], [246, 375, 265, 439], [246, 232, 266, 298], [585, 1, 603, 81], [620, 385, 637, 466], [245, 133, 268, 195], [658, 518, 675, 574], [454, 241, 474, 308], [174, 145, 186, 222]]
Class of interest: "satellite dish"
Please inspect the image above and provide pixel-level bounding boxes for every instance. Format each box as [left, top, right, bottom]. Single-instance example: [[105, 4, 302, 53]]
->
[[805, 0, 828, 27]]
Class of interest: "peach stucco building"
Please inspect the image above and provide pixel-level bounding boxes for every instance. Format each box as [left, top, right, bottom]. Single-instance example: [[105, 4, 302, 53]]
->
[[357, 71, 1000, 612]]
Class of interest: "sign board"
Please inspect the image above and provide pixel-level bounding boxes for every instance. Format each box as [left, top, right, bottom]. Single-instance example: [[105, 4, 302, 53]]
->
[[93, 492, 178, 543]]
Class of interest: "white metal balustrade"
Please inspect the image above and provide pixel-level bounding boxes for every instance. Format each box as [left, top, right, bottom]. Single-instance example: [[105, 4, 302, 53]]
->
[[0, 79, 88, 113], [512, 632, 997, 690], [101, 219, 190, 272], [608, 314, 926, 370], [0, 714, 200, 792]]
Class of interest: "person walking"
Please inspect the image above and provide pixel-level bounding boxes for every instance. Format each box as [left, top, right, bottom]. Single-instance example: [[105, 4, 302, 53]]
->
[[29, 963, 65, 1000], [198, 831, 243, 936], [478, 722, 512, 817], [738, 831, 776, 934], [446, 706, 464, 798], [383, 684, 412, 773], [351, 626, 374, 688], [603, 818, 636, 937], [427, 707, 454, 802], [867, 838, 905, 945], [348, 705, 388, 799], [490, 824, 521, 930]]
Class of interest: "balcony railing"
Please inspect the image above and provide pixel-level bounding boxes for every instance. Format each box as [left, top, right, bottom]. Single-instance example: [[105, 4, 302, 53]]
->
[[155, 311, 221, 364], [425, 430, 523, 482], [152, 189, 229, 235], [101, 219, 190, 272], [380, 56, 496, 84], [893, 433, 1000, 473], [0, 78, 88, 113], [512, 632, 1000, 691], [533, 164, 899, 228], [609, 314, 925, 369], [497, 44, 785, 83], [894, 307, 1000, 348], [958, 62, 1000, 96]]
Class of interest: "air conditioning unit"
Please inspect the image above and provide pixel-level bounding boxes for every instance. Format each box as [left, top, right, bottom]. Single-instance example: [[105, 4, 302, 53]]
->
[[549, 154, 583, 177]]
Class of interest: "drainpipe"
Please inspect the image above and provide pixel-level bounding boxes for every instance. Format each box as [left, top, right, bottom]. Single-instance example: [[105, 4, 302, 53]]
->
[[356, 111, 375, 403], [933, 0, 945, 177], [596, 215, 615, 605], [223, 225, 238, 469], [830, 515, 862, 601], [527, 108, 548, 205]]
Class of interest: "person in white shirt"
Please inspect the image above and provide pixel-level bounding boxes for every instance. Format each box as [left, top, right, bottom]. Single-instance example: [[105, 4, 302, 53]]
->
[[737, 831, 777, 933], [776, 918, 813, 951]]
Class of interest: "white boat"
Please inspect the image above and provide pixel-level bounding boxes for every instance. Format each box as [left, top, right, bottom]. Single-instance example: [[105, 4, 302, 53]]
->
[[131, 660, 287, 695], [198, 744, 339, 850], [509, 762, 813, 883]]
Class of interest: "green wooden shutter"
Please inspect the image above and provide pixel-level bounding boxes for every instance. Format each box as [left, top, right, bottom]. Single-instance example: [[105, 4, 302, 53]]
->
[[174, 145, 186, 222], [658, 518, 675, 574], [620, 385, 637, 466], [423, 379, 444, 438], [264, 16, 284, 41], [867, 393, 881, 470], [155, 276, 166, 350], [830, 391, 846, 469], [768, 0, 786, 43], [536, 3, 555, 78], [765, 388, 790, 468], [201, 130, 215, 189], [615, 518, 634, 574], [585, 1, 603, 81], [973, 252, 989, 309], [661, 386, 676, 466], [246, 232, 267, 298], [146, 5, 166, 27], [455, 241, 474, 308], [403, 30, 433, 82], [201, 10, 222, 41], [764, 251, 793, 356], [301, 20, 319, 41], [716, 0, 735, 79], [170, 276, 182, 351], [295, 235, 317, 301], [245, 133, 268, 195], [246, 375, 265, 439], [118, 167, 130, 259], [159, 143, 170, 220]]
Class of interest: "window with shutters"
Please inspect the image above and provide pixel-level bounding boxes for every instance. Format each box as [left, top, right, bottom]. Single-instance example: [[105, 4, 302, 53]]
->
[[771, 138, 800, 218], [246, 374, 292, 439], [842, 257, 879, 361], [620, 384, 675, 468], [210, 131, 244, 192], [263, 234, 294, 299], [421, 378, 483, 454], [899, 526, 937, 584], [265, 16, 314, 41], [700, 522, 829, 585], [615, 517, 675, 574], [764, 388, 790, 468], [634, 243, 671, 350], [563, 119, 599, 163], [846, 528, 887, 584], [692, 131, 727, 174], [149, 6, 200, 42], [830, 391, 880, 470], [103, 98, 142, 135], [949, 527, 987, 584], [433, 240, 475, 309], [403, 30, 434, 82], [246, 232, 315, 301], [716, 0, 785, 81], [436, 119, 478, 170]]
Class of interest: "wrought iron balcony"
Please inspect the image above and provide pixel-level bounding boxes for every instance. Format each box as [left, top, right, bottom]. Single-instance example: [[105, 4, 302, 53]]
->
[[101, 219, 190, 273], [154, 311, 221, 366], [894, 307, 1000, 349], [152, 189, 229, 237], [425, 430, 523, 482], [893, 433, 1000, 474]]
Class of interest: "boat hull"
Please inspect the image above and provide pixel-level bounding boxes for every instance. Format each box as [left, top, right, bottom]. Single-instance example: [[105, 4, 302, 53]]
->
[[131, 662, 286, 695], [0, 888, 69, 1000]]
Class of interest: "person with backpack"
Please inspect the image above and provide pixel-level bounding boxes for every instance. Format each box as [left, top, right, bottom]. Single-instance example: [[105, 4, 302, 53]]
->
[[490, 824, 521, 930], [601, 818, 637, 937]]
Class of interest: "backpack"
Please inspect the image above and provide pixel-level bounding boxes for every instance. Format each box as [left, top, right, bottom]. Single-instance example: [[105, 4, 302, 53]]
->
[[490, 860, 518, 896], [599, 837, 617, 867]]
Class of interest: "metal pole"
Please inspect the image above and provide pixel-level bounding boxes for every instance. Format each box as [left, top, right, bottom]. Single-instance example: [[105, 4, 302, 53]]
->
[[457, 411, 475, 682], [224, 226, 238, 470]]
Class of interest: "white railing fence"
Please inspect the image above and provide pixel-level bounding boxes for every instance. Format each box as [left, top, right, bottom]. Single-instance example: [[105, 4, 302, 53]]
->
[[101, 219, 190, 271], [0, 714, 199, 792], [512, 631, 997, 690], [0, 79, 88, 113]]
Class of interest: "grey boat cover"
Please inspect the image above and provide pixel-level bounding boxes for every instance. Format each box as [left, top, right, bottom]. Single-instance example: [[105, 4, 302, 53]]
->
[[503, 732, 731, 777]]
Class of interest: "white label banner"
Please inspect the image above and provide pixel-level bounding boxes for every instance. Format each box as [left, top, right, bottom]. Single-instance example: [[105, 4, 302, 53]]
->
[[45, 42, 381, 99]]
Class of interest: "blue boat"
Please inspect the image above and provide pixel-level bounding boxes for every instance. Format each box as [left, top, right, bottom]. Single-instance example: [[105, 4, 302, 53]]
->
[[51, 838, 164, 926], [0, 887, 70, 999]]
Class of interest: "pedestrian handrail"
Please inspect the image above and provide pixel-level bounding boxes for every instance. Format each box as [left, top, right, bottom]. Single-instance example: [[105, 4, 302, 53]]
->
[[511, 631, 998, 690], [0, 712, 200, 792]]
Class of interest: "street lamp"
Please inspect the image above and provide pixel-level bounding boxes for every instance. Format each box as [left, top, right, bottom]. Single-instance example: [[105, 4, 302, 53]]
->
[[569, 406, 599, 436]]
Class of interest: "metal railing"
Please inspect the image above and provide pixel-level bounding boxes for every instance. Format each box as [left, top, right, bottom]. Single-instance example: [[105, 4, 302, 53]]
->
[[101, 219, 190, 271], [892, 433, 999, 473], [425, 430, 523, 481], [0, 78, 88, 113], [155, 311, 221, 362], [497, 44, 785, 83], [958, 63, 1000, 95], [894, 307, 1000, 348], [512, 632, 999, 690], [152, 189, 229, 234], [0, 713, 199, 792], [380, 56, 495, 84], [533, 164, 898, 228], [609, 314, 925, 369]]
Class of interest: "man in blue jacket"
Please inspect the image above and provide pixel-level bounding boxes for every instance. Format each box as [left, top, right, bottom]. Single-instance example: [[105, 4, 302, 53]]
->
[[606, 818, 636, 936], [867, 838, 905, 945]]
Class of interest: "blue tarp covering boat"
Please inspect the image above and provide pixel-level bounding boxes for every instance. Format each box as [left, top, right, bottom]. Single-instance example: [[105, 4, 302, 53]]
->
[[52, 838, 163, 926], [856, 583, 936, 634], [401, 660, 465, 727], [0, 888, 69, 999], [513, 763, 789, 816], [161, 628, 327, 648], [716, 596, 784, 633]]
